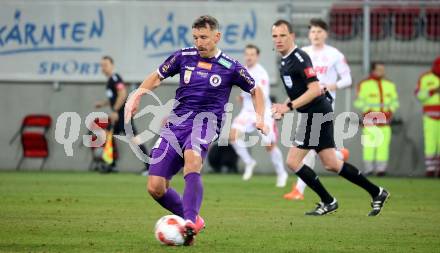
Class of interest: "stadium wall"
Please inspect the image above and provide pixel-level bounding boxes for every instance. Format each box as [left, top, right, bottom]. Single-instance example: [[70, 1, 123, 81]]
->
[[0, 63, 429, 176]]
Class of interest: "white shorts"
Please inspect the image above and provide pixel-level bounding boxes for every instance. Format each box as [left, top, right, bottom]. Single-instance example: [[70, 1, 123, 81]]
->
[[231, 110, 277, 145]]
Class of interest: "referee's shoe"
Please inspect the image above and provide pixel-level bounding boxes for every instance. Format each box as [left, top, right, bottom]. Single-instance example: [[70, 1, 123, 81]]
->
[[305, 198, 338, 216], [368, 187, 390, 216]]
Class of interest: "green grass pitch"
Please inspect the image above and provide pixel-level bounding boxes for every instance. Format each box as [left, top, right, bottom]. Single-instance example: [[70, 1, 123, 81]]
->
[[0, 171, 439, 253]]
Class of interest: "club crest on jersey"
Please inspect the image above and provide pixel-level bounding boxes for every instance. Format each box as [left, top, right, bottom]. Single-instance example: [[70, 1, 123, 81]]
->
[[209, 74, 222, 87], [197, 61, 212, 70], [184, 70, 192, 84], [304, 67, 316, 78]]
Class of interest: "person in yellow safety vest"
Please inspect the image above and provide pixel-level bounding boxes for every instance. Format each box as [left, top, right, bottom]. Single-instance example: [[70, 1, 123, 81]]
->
[[415, 56, 440, 177], [354, 61, 399, 176]]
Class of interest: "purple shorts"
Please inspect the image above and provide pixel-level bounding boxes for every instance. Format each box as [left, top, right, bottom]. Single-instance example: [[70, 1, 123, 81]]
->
[[149, 121, 218, 180]]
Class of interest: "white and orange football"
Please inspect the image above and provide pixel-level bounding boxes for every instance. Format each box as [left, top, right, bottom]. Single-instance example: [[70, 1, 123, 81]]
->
[[154, 215, 186, 246]]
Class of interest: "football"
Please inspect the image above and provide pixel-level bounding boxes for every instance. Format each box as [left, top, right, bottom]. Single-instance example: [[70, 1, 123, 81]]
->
[[154, 215, 186, 246]]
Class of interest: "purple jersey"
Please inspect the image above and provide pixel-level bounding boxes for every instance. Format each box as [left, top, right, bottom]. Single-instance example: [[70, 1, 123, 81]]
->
[[157, 47, 256, 126]]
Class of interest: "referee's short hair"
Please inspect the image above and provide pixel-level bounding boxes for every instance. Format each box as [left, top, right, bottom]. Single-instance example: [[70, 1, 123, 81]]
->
[[308, 18, 329, 32], [245, 44, 260, 55], [102, 55, 114, 64], [192, 15, 219, 31], [273, 19, 294, 33]]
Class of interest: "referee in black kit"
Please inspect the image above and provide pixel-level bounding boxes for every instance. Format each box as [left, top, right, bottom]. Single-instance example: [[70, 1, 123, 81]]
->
[[270, 20, 389, 216], [95, 56, 149, 175]]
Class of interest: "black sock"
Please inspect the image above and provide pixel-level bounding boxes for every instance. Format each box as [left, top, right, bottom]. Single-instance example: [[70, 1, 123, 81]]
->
[[339, 162, 380, 197], [138, 144, 150, 170], [296, 165, 334, 204]]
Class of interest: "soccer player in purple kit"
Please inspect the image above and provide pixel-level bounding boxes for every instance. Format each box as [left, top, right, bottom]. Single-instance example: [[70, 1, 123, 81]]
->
[[125, 15, 266, 245]]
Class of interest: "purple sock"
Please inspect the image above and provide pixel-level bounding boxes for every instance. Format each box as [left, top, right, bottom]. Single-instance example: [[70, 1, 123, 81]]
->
[[183, 172, 203, 223], [156, 188, 184, 217]]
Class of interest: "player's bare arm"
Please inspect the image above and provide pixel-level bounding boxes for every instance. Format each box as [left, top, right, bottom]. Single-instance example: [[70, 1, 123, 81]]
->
[[250, 86, 268, 134], [272, 81, 321, 117]]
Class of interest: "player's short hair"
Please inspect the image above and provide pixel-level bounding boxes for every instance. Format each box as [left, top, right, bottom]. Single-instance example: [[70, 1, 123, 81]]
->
[[245, 44, 260, 55], [308, 18, 329, 32], [102, 55, 114, 64], [272, 19, 294, 33], [192, 15, 219, 31], [371, 61, 385, 71]]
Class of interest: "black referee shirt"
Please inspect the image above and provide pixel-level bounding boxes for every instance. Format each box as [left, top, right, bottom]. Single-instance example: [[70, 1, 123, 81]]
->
[[106, 73, 125, 113], [279, 47, 332, 113]]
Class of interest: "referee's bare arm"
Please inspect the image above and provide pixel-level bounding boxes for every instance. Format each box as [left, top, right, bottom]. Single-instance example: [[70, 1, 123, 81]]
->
[[289, 81, 322, 109]]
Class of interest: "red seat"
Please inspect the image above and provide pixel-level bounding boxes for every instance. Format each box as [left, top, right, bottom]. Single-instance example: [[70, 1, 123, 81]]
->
[[391, 7, 421, 40], [425, 8, 440, 41], [329, 6, 362, 40], [370, 7, 390, 40], [10, 114, 52, 170], [22, 132, 48, 157]]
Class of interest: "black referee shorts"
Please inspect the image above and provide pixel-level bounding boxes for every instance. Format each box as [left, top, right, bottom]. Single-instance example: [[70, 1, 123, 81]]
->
[[113, 110, 139, 136], [294, 112, 336, 153]]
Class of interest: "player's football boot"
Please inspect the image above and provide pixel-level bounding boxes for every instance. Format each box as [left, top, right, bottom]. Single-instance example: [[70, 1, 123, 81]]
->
[[368, 187, 390, 216], [195, 215, 206, 233], [183, 220, 197, 246], [242, 160, 256, 181], [305, 198, 338, 216], [336, 148, 350, 161], [283, 188, 304, 200]]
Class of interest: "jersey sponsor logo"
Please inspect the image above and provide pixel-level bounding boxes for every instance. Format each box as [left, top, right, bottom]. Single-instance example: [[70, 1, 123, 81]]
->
[[283, 75, 293, 88], [181, 47, 196, 51], [184, 70, 192, 84], [218, 58, 232, 69], [196, 71, 208, 78], [304, 67, 316, 78], [197, 61, 212, 70], [182, 51, 197, 56], [314, 66, 328, 74], [209, 74, 222, 87], [294, 52, 304, 62]]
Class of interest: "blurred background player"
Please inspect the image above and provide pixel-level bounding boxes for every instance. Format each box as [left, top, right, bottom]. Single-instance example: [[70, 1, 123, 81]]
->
[[95, 56, 150, 175], [354, 62, 399, 176], [284, 18, 351, 200], [415, 57, 440, 177], [230, 44, 288, 187], [125, 15, 266, 245]]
